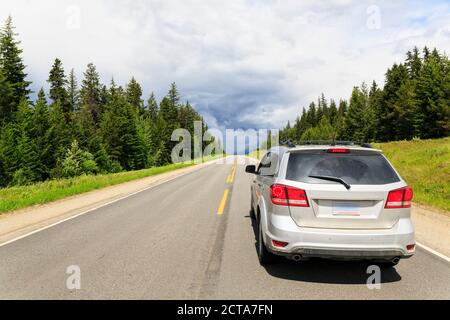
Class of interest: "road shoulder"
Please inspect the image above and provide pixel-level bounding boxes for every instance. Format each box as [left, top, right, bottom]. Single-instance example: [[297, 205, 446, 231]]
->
[[412, 204, 450, 259]]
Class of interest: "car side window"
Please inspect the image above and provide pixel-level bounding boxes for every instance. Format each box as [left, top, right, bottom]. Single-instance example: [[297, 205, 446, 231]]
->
[[257, 152, 272, 174], [259, 152, 276, 176]]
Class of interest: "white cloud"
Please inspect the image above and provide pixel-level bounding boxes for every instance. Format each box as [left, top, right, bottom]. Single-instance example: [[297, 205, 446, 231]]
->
[[1, 0, 449, 135]]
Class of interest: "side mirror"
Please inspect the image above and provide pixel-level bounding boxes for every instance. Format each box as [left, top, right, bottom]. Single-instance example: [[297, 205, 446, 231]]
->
[[245, 165, 257, 174]]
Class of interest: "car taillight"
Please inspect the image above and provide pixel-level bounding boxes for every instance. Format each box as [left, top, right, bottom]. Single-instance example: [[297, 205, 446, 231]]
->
[[385, 186, 413, 208], [270, 184, 309, 207], [327, 148, 349, 153], [272, 240, 289, 248]]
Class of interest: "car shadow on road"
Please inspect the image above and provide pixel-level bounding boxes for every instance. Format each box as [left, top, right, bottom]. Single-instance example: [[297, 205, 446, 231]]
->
[[246, 213, 402, 285]]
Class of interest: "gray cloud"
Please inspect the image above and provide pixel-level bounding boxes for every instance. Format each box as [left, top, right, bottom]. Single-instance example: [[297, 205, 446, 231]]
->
[[1, 0, 449, 135]]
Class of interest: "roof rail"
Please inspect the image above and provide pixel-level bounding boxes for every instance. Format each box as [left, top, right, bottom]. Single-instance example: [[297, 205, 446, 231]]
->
[[279, 139, 297, 148], [297, 140, 373, 148]]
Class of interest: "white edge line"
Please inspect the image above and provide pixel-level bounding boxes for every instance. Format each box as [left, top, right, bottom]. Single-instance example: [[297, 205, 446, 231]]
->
[[416, 242, 450, 263], [0, 159, 225, 248]]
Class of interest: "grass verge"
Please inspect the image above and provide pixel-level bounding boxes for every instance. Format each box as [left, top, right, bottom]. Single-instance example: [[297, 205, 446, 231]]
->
[[375, 137, 449, 213], [0, 155, 224, 214]]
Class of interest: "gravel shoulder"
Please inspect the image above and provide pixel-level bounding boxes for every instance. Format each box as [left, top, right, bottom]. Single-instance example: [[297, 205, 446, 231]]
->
[[412, 204, 450, 258]]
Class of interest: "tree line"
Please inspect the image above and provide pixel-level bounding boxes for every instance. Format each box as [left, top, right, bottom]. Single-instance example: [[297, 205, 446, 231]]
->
[[0, 16, 214, 187], [279, 46, 449, 143]]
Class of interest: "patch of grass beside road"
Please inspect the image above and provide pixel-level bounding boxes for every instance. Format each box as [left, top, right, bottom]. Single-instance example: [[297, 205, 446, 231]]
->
[[0, 155, 223, 214], [375, 137, 450, 213]]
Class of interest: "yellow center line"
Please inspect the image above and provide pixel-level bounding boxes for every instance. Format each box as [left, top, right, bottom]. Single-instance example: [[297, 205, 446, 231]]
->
[[228, 160, 237, 184], [230, 167, 236, 183], [217, 189, 229, 215], [218, 158, 237, 215]]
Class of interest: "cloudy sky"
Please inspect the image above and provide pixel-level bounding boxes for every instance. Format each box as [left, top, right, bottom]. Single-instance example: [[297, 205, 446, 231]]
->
[[1, 0, 449, 135]]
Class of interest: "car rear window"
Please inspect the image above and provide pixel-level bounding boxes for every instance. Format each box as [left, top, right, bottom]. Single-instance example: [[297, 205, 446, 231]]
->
[[286, 150, 400, 185]]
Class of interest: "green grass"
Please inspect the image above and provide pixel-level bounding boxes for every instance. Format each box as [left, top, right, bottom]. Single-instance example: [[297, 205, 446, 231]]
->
[[0, 155, 224, 214], [375, 137, 450, 213]]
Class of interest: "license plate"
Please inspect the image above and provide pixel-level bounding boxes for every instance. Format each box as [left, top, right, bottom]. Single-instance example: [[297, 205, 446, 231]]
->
[[332, 201, 360, 216]]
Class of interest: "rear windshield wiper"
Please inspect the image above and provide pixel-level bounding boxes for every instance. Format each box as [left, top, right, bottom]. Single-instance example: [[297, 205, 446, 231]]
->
[[308, 175, 351, 190]]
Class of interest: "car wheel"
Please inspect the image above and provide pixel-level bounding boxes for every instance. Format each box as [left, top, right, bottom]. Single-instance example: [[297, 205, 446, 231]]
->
[[257, 219, 277, 265], [249, 194, 256, 219]]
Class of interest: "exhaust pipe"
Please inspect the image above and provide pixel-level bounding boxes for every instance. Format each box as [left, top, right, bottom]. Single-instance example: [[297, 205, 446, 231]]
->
[[391, 257, 400, 264], [292, 255, 302, 262]]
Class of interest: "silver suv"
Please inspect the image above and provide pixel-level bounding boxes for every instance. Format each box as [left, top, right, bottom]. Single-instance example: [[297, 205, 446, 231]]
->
[[245, 142, 415, 267]]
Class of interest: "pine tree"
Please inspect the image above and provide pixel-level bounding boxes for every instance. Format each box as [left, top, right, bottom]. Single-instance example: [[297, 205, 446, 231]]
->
[[416, 52, 449, 138], [126, 77, 144, 114], [392, 78, 418, 139], [377, 64, 408, 141], [160, 93, 179, 125], [47, 102, 72, 177], [13, 131, 39, 185], [15, 98, 33, 134], [0, 123, 19, 185], [305, 102, 317, 128], [100, 93, 146, 170], [47, 58, 69, 112], [328, 99, 338, 126], [10, 100, 39, 185], [80, 63, 102, 123], [30, 89, 51, 180], [168, 82, 180, 108], [316, 104, 323, 123], [157, 96, 178, 164], [366, 81, 382, 141], [147, 92, 158, 121], [423, 46, 431, 61], [405, 46, 422, 79], [320, 93, 328, 118], [0, 16, 31, 108], [337, 99, 347, 117], [67, 68, 79, 112], [344, 85, 368, 141], [0, 68, 13, 123]]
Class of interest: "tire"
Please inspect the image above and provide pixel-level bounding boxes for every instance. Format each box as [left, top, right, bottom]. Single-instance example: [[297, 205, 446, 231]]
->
[[249, 194, 256, 219], [257, 218, 277, 265]]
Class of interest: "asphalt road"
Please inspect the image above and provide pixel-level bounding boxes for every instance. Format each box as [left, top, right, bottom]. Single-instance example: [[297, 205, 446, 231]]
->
[[0, 157, 449, 299]]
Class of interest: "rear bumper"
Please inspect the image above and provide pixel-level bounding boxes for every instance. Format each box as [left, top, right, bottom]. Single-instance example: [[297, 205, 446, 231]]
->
[[266, 214, 415, 260]]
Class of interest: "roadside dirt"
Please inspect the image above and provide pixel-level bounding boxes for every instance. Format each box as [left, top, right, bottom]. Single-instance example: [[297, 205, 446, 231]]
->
[[412, 204, 450, 257]]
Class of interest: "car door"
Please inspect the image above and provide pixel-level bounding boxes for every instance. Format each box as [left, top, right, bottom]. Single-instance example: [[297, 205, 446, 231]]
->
[[254, 152, 276, 209]]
